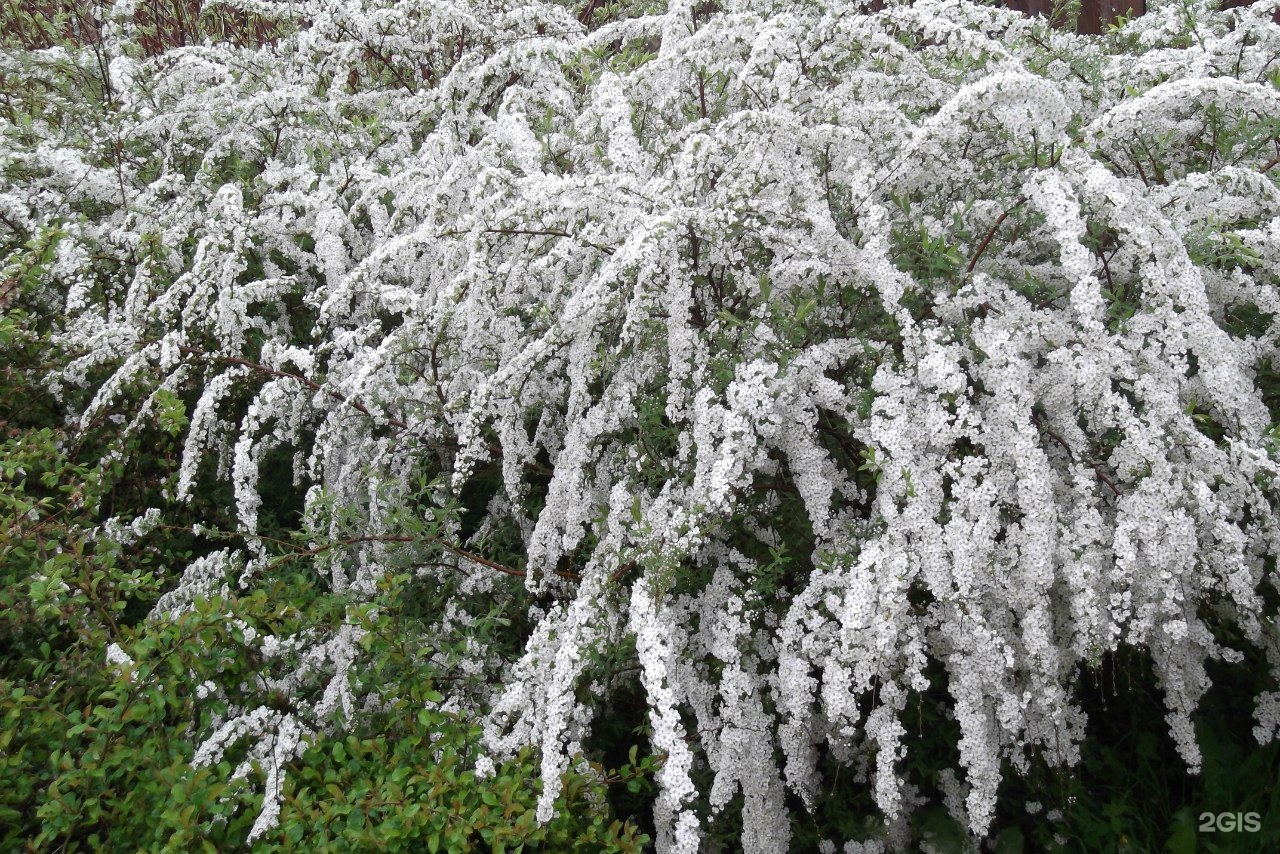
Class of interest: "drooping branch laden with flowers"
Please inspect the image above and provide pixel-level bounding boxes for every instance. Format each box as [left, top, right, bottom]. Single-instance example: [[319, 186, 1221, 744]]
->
[[6, 0, 1280, 849]]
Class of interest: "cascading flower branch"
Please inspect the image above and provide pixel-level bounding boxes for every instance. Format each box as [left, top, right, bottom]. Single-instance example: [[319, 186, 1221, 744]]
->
[[8, 0, 1280, 848]]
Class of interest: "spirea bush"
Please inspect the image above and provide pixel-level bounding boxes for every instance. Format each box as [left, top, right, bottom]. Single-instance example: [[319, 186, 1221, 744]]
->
[[0, 217, 648, 851], [5, 0, 1280, 849]]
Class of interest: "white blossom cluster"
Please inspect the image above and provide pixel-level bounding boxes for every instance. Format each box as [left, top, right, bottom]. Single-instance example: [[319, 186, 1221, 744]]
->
[[9, 0, 1280, 848]]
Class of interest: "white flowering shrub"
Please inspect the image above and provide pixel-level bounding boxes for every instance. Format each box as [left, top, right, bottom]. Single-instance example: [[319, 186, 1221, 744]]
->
[[7, 0, 1280, 848]]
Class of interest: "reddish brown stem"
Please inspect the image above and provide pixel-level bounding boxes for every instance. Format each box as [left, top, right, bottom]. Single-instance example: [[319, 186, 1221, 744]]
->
[[966, 196, 1027, 275]]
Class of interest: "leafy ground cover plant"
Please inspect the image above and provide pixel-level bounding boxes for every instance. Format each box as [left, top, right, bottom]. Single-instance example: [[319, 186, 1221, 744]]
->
[[0, 177, 645, 851], [4, 0, 1280, 850]]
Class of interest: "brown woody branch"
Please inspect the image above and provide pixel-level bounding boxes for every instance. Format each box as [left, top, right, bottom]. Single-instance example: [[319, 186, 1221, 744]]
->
[[264, 532, 581, 581], [178, 343, 558, 480], [1031, 411, 1122, 496], [966, 195, 1027, 275], [180, 344, 412, 430]]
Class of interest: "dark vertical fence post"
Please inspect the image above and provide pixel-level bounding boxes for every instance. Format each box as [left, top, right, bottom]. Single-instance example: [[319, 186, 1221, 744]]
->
[[1076, 0, 1104, 34]]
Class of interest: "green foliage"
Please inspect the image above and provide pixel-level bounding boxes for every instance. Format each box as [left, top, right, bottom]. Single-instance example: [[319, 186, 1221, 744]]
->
[[988, 647, 1280, 854], [0, 263, 194, 851], [4, 1, 1280, 850], [0, 0, 82, 51], [0, 253, 649, 851], [262, 574, 649, 852], [892, 221, 966, 286]]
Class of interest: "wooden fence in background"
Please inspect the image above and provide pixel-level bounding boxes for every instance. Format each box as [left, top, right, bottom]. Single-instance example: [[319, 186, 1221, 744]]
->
[[0, 0, 284, 54], [858, 0, 1274, 34], [1002, 0, 1275, 33], [2, 1, 1276, 56]]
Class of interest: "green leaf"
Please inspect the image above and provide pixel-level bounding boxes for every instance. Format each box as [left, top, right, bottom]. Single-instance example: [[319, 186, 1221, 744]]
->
[[994, 827, 1024, 854]]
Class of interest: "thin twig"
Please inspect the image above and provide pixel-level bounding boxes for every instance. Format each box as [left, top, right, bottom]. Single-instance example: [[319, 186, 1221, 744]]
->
[[1031, 411, 1122, 496], [179, 344, 411, 431], [609, 560, 637, 585], [262, 532, 581, 581], [965, 196, 1027, 275], [434, 225, 615, 255]]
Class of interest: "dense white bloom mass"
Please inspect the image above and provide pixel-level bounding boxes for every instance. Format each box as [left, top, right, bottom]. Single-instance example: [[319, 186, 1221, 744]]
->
[[8, 0, 1280, 848]]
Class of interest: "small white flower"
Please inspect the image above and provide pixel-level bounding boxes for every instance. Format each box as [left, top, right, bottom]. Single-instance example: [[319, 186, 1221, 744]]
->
[[106, 643, 135, 680]]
